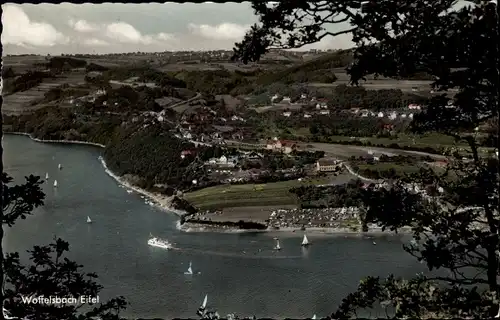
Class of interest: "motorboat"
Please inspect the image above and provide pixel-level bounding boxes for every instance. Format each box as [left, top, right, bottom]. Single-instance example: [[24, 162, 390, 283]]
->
[[147, 237, 173, 249]]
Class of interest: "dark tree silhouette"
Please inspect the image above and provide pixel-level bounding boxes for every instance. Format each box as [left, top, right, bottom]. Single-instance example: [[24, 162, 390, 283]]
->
[[0, 174, 127, 320], [234, 0, 499, 318]]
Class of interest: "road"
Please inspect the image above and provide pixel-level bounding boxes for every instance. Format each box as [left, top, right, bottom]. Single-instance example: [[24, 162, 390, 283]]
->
[[308, 142, 447, 160], [166, 92, 202, 109], [223, 140, 446, 160]]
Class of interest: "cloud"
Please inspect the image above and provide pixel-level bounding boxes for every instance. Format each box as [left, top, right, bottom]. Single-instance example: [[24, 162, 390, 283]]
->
[[2, 5, 68, 47], [156, 32, 174, 41], [105, 22, 154, 44], [69, 19, 99, 32], [188, 22, 249, 40], [66, 18, 178, 49], [82, 38, 109, 46]]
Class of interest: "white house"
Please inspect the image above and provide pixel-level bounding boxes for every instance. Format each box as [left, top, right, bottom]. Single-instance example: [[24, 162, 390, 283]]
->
[[388, 111, 398, 120], [300, 93, 307, 99], [219, 155, 228, 164], [96, 89, 106, 96], [360, 111, 369, 117], [315, 103, 321, 109], [377, 112, 384, 118], [401, 113, 407, 118], [283, 111, 292, 117], [271, 94, 280, 102], [409, 113, 414, 119], [320, 110, 330, 115], [408, 104, 421, 110], [282, 96, 291, 103], [303, 113, 312, 118]]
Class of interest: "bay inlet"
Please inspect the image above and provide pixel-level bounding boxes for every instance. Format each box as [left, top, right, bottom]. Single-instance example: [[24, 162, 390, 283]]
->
[[2, 134, 426, 319]]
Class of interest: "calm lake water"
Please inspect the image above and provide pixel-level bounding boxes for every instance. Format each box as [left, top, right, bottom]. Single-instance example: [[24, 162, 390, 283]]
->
[[2, 134, 426, 319]]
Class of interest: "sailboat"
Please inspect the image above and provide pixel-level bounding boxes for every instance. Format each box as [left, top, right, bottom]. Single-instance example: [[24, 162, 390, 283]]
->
[[273, 238, 281, 250], [196, 294, 208, 316], [301, 234, 310, 247], [53, 180, 58, 188], [58, 164, 63, 170], [45, 172, 49, 180], [87, 216, 92, 224], [312, 315, 317, 320], [184, 261, 193, 275]]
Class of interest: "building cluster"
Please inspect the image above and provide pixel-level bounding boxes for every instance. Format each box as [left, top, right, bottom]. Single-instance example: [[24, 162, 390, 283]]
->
[[265, 139, 299, 154], [269, 92, 422, 120]]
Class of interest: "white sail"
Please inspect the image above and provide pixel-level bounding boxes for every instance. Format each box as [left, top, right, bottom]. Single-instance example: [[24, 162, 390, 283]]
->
[[58, 164, 62, 170], [87, 216, 92, 223], [312, 315, 317, 320], [53, 180, 58, 187], [185, 262, 193, 275], [201, 294, 208, 309], [274, 239, 281, 250], [45, 172, 49, 180], [302, 235, 309, 246]]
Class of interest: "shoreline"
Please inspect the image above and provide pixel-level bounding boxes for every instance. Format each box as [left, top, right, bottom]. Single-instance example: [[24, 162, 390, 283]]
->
[[180, 221, 412, 236], [4, 132, 188, 219], [6, 131, 106, 148], [5, 132, 408, 236]]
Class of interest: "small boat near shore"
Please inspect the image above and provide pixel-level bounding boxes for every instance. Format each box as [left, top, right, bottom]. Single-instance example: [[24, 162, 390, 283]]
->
[[53, 180, 58, 188], [58, 164, 63, 170], [148, 237, 173, 250], [87, 216, 92, 224], [45, 172, 49, 180], [301, 234, 310, 247], [273, 238, 281, 250]]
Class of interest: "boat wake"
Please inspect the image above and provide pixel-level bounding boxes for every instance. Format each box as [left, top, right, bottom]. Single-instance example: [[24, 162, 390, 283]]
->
[[172, 246, 302, 259]]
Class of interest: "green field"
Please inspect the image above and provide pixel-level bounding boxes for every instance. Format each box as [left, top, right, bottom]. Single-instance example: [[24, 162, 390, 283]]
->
[[184, 178, 329, 210], [283, 129, 492, 151], [355, 162, 425, 175]]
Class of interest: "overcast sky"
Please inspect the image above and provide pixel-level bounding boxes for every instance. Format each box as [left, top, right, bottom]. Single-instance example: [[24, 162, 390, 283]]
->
[[1, 3, 355, 55]]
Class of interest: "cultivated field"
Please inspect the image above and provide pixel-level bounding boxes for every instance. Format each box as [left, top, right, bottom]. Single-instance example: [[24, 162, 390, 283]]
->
[[2, 72, 86, 115], [184, 178, 330, 212]]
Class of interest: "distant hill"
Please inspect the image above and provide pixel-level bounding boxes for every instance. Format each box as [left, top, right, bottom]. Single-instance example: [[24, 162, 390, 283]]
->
[[254, 48, 433, 87], [255, 49, 354, 85]]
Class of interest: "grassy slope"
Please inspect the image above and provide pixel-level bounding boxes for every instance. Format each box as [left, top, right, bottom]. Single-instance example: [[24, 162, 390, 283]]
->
[[183, 178, 329, 210]]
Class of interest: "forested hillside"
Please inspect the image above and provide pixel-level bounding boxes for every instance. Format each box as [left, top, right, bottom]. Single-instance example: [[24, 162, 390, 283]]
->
[[103, 124, 204, 190]]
